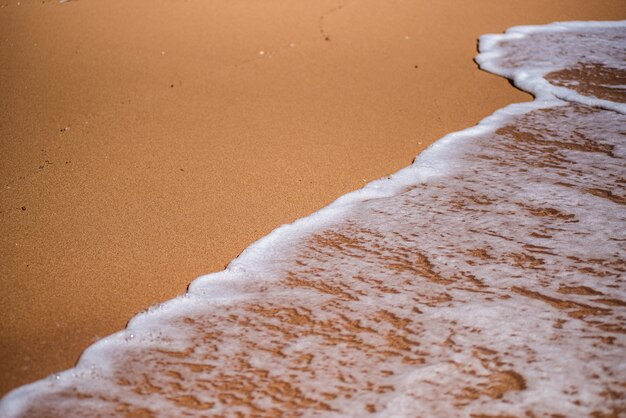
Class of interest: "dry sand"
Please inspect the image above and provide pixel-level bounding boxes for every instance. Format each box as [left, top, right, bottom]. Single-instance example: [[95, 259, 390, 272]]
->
[[0, 0, 623, 396]]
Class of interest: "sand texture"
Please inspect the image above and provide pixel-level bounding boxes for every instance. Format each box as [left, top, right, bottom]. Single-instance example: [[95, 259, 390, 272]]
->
[[12, 102, 626, 416], [0, 0, 624, 397]]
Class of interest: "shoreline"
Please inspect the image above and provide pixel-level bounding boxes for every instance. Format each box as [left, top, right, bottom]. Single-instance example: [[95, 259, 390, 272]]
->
[[1, 0, 625, 396], [3, 19, 624, 416]]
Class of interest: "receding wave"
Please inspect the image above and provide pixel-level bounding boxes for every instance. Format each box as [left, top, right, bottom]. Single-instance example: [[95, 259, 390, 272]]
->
[[1, 21, 625, 418], [477, 21, 626, 111]]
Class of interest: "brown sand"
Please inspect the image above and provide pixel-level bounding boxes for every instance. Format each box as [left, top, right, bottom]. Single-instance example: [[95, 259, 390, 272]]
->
[[0, 0, 623, 396]]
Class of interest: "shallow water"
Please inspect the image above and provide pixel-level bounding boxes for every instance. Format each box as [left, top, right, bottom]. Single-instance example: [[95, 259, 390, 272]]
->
[[2, 21, 625, 418]]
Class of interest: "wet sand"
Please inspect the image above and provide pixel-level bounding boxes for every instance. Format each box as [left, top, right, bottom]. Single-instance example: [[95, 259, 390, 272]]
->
[[0, 0, 624, 396]]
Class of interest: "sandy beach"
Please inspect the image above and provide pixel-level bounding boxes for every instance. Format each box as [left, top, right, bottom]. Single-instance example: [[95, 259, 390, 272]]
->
[[1, 0, 624, 397]]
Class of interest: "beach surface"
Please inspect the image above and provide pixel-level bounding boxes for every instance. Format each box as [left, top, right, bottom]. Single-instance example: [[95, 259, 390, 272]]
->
[[0, 0, 624, 397]]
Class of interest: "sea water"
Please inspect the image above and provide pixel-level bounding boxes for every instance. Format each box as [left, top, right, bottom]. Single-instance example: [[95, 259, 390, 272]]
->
[[1, 20, 625, 418]]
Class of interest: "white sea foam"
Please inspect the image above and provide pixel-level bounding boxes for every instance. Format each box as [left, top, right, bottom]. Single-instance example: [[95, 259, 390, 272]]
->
[[477, 20, 626, 113], [1, 20, 625, 418]]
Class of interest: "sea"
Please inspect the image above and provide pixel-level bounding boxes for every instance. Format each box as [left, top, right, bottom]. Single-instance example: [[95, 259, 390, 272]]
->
[[1, 20, 625, 418]]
